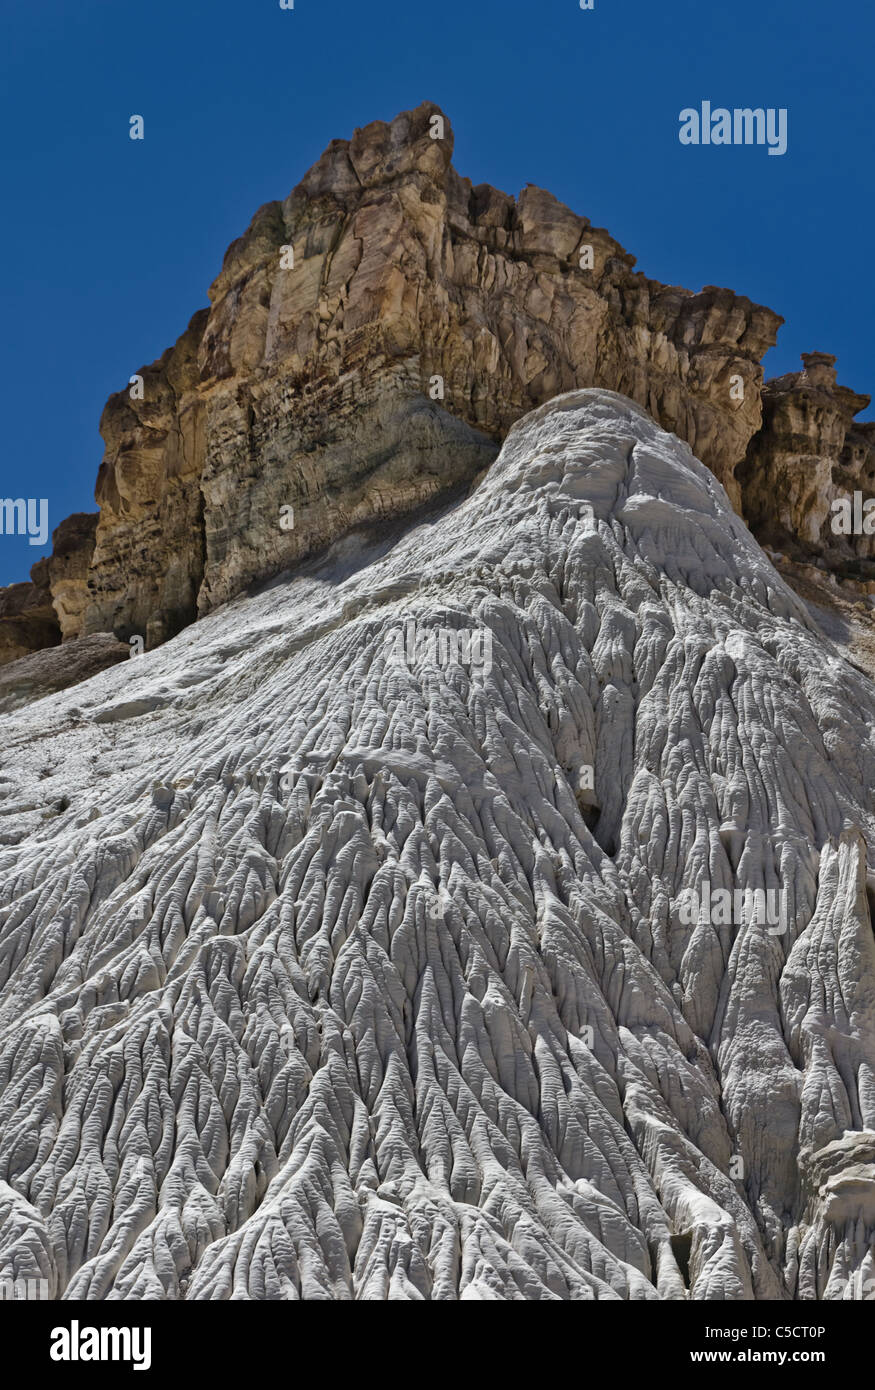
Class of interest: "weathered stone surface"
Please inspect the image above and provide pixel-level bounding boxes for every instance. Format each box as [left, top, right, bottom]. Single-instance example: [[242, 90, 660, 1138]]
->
[[0, 515, 99, 670], [37, 512, 99, 641], [87, 312, 209, 647], [832, 415, 875, 564], [740, 353, 874, 565], [1, 391, 874, 1300], [767, 551, 875, 686], [16, 103, 874, 696], [69, 103, 781, 647], [0, 632, 129, 715], [0, 578, 60, 668]]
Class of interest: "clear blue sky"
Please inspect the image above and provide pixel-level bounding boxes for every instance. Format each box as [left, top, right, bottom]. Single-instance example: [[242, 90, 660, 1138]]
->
[[1, 0, 872, 584]]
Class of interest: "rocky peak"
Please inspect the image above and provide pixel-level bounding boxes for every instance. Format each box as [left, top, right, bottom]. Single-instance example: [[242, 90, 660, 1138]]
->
[[0, 103, 871, 688], [77, 102, 782, 646]]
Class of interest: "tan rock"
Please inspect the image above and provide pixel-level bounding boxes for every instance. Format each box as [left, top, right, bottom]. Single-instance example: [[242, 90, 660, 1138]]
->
[[740, 352, 872, 553], [29, 106, 872, 669], [70, 103, 781, 646], [36, 512, 98, 640], [0, 578, 59, 667]]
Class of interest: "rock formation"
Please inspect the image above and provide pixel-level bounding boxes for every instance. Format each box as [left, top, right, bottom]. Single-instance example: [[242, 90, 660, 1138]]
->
[[0, 633, 129, 716], [741, 353, 875, 572], [2, 103, 872, 694], [0, 513, 98, 670], [7, 103, 788, 663], [1, 391, 874, 1300], [41, 513, 99, 642], [0, 577, 59, 667]]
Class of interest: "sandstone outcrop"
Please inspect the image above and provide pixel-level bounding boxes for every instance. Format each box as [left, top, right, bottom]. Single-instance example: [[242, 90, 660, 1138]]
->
[[65, 103, 782, 648], [0, 513, 98, 672], [740, 353, 875, 571], [6, 103, 873, 696], [1, 391, 874, 1299], [0, 577, 59, 667], [40, 512, 99, 641]]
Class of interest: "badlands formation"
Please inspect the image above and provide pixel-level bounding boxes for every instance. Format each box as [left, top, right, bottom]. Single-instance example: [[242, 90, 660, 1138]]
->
[[2, 104, 875, 1303], [1, 390, 875, 1300]]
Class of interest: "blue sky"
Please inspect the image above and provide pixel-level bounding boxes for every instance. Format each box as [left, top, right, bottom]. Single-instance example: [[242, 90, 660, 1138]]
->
[[1, 0, 872, 583]]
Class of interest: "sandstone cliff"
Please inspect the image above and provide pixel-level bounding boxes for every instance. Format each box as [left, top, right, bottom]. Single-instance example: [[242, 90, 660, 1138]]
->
[[0, 577, 59, 667], [0, 513, 98, 668], [10, 102, 785, 659], [741, 352, 875, 571], [1, 103, 871, 682]]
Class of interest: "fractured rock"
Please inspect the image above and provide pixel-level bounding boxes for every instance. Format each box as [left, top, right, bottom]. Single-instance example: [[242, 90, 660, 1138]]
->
[[67, 103, 781, 646], [0, 577, 60, 668]]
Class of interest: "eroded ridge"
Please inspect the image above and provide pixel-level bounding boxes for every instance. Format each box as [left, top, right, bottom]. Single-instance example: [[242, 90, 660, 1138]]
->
[[1, 390, 874, 1300]]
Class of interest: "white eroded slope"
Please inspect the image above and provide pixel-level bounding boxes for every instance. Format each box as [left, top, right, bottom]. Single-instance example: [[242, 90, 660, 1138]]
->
[[2, 390, 875, 1300]]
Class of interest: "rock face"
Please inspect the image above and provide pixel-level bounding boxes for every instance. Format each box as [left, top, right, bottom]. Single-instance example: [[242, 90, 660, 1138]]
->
[[65, 103, 782, 647], [0, 513, 98, 672], [0, 633, 129, 716], [40, 513, 99, 642], [0, 577, 59, 667], [741, 353, 875, 568], [11, 103, 873, 681], [1, 391, 874, 1300]]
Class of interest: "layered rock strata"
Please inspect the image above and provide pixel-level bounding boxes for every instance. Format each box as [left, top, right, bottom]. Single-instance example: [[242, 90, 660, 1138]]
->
[[41, 513, 100, 641], [3, 104, 871, 686], [48, 104, 784, 648], [740, 353, 875, 571], [0, 577, 59, 666]]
